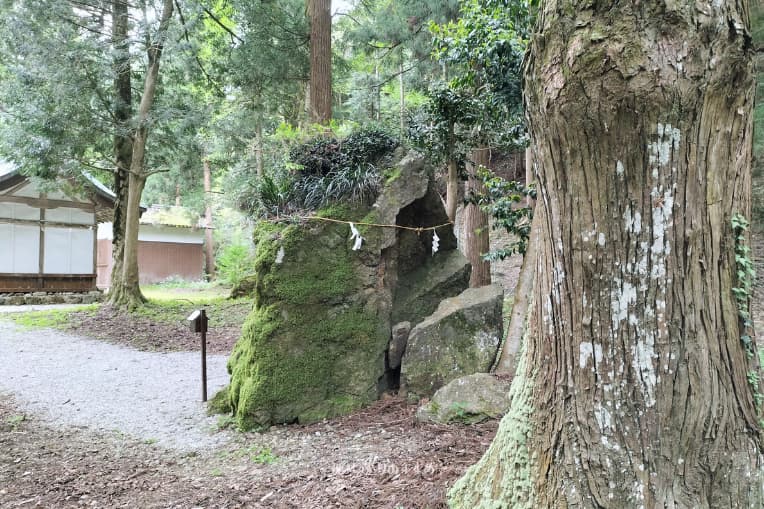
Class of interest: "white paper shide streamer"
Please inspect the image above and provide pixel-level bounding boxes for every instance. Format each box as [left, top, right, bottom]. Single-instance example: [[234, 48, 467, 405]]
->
[[349, 222, 364, 251], [432, 230, 440, 255], [275, 246, 285, 264]]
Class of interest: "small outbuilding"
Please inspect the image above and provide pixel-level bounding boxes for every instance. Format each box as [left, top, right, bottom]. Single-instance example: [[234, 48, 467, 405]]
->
[[96, 206, 205, 287], [0, 167, 115, 293]]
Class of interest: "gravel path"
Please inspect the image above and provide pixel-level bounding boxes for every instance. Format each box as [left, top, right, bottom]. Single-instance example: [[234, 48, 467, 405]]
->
[[0, 321, 231, 450]]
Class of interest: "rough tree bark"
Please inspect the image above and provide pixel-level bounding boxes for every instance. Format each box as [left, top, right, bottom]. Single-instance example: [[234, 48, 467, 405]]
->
[[308, 0, 331, 125], [450, 1, 762, 507], [109, 0, 174, 309], [109, 0, 132, 294], [465, 147, 491, 287]]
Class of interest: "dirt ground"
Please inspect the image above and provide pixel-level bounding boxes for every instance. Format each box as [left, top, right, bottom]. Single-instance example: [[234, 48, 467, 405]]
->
[[0, 393, 497, 508], [66, 304, 246, 355]]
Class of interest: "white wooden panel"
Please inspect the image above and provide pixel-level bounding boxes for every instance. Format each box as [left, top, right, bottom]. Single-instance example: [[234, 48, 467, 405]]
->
[[0, 224, 39, 273], [69, 208, 94, 225], [70, 229, 94, 274], [43, 227, 94, 274], [0, 224, 13, 271], [138, 224, 204, 244], [43, 227, 71, 274], [45, 207, 71, 223], [0, 203, 39, 220], [46, 207, 95, 224], [14, 203, 40, 220], [97, 222, 114, 240]]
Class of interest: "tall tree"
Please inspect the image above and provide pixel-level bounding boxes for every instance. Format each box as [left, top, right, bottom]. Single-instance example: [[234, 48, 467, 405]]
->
[[308, 0, 332, 124], [427, 0, 528, 287], [109, 0, 175, 309], [450, 0, 761, 506], [110, 0, 133, 296]]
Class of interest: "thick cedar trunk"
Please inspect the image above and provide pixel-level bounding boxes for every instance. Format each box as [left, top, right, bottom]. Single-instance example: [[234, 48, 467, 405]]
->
[[465, 147, 491, 287], [451, 1, 762, 507], [109, 0, 174, 309], [203, 158, 215, 278], [110, 0, 131, 293], [308, 0, 331, 124]]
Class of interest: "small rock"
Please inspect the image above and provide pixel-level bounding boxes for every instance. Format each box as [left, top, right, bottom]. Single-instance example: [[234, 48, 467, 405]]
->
[[388, 321, 411, 370], [401, 284, 504, 399], [416, 373, 511, 424]]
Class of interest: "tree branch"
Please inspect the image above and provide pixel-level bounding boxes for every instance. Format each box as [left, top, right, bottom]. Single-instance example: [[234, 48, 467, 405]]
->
[[200, 5, 243, 44]]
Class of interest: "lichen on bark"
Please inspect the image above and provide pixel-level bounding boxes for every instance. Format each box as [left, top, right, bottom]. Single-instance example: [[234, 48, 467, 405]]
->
[[448, 302, 536, 508], [450, 0, 764, 506]]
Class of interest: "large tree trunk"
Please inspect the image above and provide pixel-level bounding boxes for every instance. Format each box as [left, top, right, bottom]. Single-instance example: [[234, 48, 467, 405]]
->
[[109, 0, 174, 309], [465, 147, 491, 287], [109, 0, 132, 293], [450, 1, 762, 507], [308, 0, 331, 124]]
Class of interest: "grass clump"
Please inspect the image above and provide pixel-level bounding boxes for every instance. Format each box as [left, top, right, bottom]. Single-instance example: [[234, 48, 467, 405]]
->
[[3, 305, 98, 330]]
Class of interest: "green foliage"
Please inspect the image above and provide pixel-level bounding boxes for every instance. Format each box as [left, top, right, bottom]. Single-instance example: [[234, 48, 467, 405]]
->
[[731, 213, 756, 356], [466, 167, 536, 261], [240, 128, 399, 217], [216, 244, 256, 288], [289, 129, 399, 177]]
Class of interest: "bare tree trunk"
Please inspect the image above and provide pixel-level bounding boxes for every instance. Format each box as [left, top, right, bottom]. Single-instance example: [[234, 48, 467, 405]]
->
[[445, 122, 459, 223], [399, 56, 405, 142], [450, 1, 762, 506], [308, 0, 331, 124], [109, 0, 131, 294], [465, 147, 491, 287], [203, 158, 215, 279], [494, 205, 538, 375], [253, 115, 264, 178], [109, 0, 174, 309], [496, 147, 538, 374]]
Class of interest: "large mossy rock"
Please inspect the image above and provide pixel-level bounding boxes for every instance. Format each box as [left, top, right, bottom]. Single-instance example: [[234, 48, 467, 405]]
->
[[224, 151, 468, 429], [401, 284, 504, 399], [416, 373, 511, 424]]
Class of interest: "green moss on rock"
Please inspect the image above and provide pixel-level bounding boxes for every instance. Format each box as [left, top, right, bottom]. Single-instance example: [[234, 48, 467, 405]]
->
[[207, 385, 232, 416], [227, 212, 390, 429]]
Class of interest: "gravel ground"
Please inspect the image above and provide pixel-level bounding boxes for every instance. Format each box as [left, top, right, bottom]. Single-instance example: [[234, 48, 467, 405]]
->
[[0, 320, 230, 450]]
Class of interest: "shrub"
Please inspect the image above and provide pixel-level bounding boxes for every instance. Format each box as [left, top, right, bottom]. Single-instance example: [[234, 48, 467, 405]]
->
[[216, 243, 254, 288]]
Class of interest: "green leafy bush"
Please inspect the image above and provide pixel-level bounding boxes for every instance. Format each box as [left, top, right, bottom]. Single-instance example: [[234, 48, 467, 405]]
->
[[466, 167, 535, 261], [289, 128, 398, 177], [216, 243, 255, 288], [247, 128, 398, 216]]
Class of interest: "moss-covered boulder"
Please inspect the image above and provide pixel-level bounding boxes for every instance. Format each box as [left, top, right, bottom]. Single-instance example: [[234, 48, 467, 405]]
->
[[415, 373, 511, 424], [223, 151, 469, 428], [401, 284, 504, 399]]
